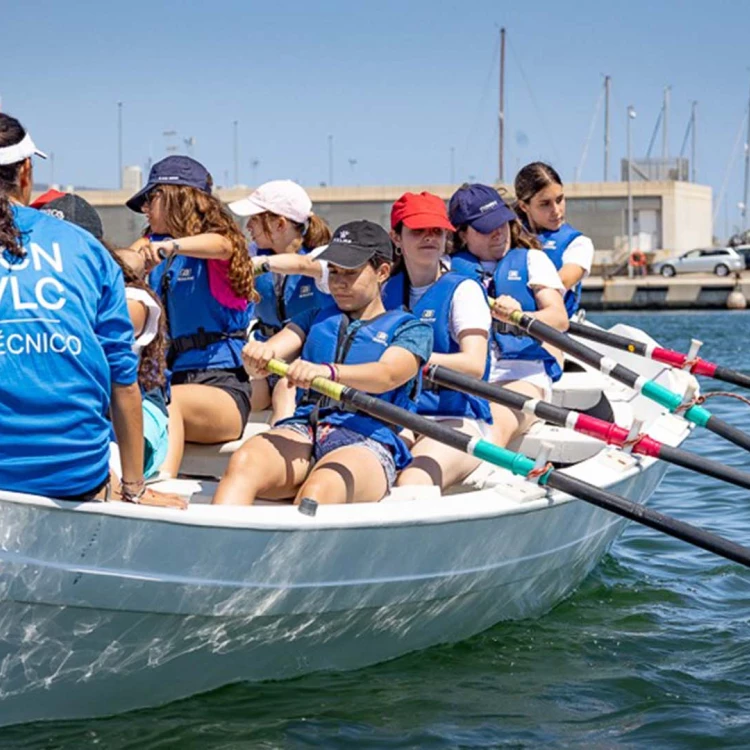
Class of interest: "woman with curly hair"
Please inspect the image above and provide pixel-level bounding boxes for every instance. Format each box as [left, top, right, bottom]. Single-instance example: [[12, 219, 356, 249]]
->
[[127, 156, 259, 476]]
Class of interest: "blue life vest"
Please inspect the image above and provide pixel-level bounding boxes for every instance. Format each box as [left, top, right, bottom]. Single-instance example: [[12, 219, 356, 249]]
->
[[253, 246, 331, 340], [537, 223, 583, 316], [383, 271, 492, 420], [449, 249, 496, 293], [282, 306, 421, 470], [491, 249, 562, 381], [149, 239, 250, 372]]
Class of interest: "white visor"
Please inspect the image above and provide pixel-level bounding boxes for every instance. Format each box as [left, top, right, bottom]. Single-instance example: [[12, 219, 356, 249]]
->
[[0, 133, 48, 166]]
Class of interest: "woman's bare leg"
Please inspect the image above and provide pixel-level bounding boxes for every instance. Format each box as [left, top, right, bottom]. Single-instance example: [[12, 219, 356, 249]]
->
[[489, 380, 545, 446], [295, 445, 389, 505], [213, 428, 312, 505], [396, 418, 482, 489], [270, 378, 297, 425]]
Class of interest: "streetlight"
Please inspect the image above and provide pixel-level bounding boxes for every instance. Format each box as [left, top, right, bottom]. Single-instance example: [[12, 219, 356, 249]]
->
[[117, 102, 123, 189], [348, 158, 357, 182], [328, 135, 334, 187], [627, 105, 636, 276], [250, 158, 260, 185]]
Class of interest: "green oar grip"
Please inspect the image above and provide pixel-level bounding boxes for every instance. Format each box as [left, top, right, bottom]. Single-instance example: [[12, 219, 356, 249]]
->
[[472, 440, 539, 479], [266, 358, 346, 401]]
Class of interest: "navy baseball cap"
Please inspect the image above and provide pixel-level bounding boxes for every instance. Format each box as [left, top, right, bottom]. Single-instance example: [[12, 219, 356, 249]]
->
[[126, 155, 212, 212], [448, 184, 517, 234], [42, 194, 104, 241], [316, 220, 393, 269]]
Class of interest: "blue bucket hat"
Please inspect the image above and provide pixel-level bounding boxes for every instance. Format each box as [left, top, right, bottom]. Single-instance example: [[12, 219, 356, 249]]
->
[[448, 183, 516, 234], [126, 155, 212, 212]]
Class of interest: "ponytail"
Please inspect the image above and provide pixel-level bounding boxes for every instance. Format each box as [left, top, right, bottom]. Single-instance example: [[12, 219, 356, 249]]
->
[[0, 113, 28, 259], [302, 213, 332, 249]]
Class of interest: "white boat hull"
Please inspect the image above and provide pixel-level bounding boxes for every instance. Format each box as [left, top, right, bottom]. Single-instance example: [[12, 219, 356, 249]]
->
[[0, 324, 697, 725]]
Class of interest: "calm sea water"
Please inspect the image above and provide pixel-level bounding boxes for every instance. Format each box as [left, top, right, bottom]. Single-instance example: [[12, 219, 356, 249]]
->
[[3, 311, 750, 749]]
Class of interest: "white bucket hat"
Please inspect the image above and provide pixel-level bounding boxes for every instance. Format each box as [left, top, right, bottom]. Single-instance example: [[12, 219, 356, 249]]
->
[[229, 180, 312, 224]]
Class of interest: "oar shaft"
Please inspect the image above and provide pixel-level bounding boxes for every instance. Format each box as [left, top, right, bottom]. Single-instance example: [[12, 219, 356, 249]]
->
[[547, 472, 750, 568], [427, 364, 750, 491], [265, 358, 750, 569], [510, 312, 750, 455], [569, 320, 750, 392]]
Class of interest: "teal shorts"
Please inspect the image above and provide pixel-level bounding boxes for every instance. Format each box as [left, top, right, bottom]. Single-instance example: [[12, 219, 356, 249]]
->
[[143, 398, 169, 478]]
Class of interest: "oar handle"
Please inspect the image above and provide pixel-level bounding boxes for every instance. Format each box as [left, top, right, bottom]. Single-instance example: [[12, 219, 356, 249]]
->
[[266, 359, 345, 401]]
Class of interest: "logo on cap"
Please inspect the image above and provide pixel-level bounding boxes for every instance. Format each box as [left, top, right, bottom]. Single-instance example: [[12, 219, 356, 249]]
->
[[479, 200, 498, 213]]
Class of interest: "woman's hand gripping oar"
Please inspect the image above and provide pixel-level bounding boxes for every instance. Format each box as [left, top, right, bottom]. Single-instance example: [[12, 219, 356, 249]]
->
[[567, 320, 750, 392], [424, 364, 750, 492], [265, 359, 750, 570], [506, 311, 750, 455]]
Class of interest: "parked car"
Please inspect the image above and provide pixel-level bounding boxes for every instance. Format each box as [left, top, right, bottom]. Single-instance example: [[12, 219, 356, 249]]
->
[[651, 247, 744, 277], [733, 244, 750, 270]]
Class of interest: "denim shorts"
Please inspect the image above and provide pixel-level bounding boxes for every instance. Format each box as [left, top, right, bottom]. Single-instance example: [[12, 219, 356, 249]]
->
[[280, 422, 398, 489]]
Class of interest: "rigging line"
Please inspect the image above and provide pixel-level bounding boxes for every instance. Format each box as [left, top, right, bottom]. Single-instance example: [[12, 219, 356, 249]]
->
[[645, 108, 663, 159], [459, 35, 501, 161], [575, 84, 606, 182], [507, 38, 562, 166], [678, 110, 693, 158], [713, 108, 747, 224]]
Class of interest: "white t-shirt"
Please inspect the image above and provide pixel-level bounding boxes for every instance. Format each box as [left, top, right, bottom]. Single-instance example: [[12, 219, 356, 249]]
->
[[126, 286, 162, 355], [560, 235, 594, 277], [488, 249, 563, 393], [409, 278, 491, 343]]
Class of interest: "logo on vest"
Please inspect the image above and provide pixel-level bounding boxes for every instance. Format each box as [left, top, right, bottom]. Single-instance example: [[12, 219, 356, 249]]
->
[[507, 269, 521, 281], [298, 284, 313, 298], [373, 331, 389, 346], [543, 240, 556, 250], [178, 268, 194, 282], [421, 309, 435, 320]]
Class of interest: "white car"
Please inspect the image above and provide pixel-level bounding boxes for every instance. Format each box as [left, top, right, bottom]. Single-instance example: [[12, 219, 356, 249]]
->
[[652, 247, 744, 277]]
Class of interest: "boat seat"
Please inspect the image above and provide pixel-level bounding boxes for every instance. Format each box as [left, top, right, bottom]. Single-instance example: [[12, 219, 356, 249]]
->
[[551, 368, 610, 411], [181, 414, 272, 478]]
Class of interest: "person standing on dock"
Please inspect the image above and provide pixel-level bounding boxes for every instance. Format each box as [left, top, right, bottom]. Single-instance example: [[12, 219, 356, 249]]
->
[[514, 162, 594, 318]]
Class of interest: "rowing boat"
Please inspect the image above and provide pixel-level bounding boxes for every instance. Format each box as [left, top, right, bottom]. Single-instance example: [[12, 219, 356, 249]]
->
[[0, 322, 696, 725]]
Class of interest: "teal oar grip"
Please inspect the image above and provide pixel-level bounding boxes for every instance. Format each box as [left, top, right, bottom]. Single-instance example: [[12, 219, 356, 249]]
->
[[683, 404, 712, 427], [640, 380, 684, 411], [472, 440, 536, 477]]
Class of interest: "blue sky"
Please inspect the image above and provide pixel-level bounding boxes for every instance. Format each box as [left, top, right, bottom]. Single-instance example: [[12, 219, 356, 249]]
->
[[5, 0, 750, 235]]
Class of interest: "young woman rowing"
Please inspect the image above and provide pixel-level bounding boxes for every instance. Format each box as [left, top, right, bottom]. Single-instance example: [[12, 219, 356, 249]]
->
[[382, 192, 493, 490], [229, 180, 332, 423], [448, 183, 568, 446], [514, 162, 594, 318], [127, 156, 258, 476], [213, 220, 432, 506]]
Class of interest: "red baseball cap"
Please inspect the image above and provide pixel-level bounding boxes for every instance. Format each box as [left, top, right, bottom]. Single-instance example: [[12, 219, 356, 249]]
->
[[390, 191, 455, 231], [30, 188, 67, 209]]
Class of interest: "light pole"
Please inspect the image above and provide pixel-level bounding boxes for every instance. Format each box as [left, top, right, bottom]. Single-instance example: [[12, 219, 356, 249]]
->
[[627, 105, 636, 276], [233, 120, 239, 187], [328, 135, 334, 187], [348, 157, 357, 183], [117, 102, 123, 189], [250, 158, 260, 186]]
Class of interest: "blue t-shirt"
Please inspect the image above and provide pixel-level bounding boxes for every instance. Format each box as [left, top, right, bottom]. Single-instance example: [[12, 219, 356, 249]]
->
[[0, 206, 138, 497]]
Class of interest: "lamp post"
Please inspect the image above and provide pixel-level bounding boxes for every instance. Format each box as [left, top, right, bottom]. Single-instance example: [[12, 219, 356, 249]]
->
[[117, 102, 123, 189], [627, 105, 637, 277]]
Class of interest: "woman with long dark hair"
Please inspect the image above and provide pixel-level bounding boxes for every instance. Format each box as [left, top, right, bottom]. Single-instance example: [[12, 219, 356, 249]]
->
[[513, 162, 594, 317], [0, 113, 182, 508]]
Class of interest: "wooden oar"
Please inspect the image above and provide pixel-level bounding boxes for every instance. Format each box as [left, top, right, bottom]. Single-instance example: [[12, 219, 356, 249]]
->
[[507, 311, 750, 454], [266, 358, 750, 569], [424, 363, 750, 491], [568, 320, 750, 392]]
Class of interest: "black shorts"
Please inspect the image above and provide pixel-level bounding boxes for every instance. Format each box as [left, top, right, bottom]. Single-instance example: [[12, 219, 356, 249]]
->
[[171, 367, 252, 433]]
